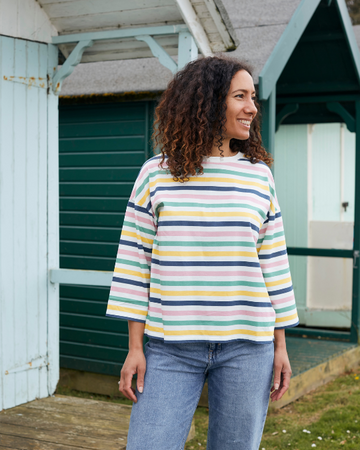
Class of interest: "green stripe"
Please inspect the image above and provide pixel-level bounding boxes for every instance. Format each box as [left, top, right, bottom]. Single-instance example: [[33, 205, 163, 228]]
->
[[262, 268, 289, 278], [136, 173, 150, 197], [204, 168, 268, 183], [150, 278, 266, 288], [109, 296, 148, 307], [115, 258, 149, 270], [274, 305, 296, 313], [147, 316, 274, 327], [257, 231, 284, 245], [156, 240, 256, 248], [263, 231, 284, 240], [123, 220, 155, 236]]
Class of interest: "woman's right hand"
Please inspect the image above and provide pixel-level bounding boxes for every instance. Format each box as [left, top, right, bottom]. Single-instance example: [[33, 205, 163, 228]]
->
[[119, 348, 146, 402]]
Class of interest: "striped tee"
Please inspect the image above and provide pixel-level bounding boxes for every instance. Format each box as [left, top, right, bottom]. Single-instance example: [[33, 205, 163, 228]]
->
[[106, 151, 299, 344]]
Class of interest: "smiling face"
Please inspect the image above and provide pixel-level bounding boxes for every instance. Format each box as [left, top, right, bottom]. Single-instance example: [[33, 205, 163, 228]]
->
[[224, 70, 258, 141]]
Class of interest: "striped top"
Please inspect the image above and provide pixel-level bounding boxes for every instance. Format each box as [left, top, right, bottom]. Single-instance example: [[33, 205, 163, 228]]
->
[[106, 152, 299, 344]]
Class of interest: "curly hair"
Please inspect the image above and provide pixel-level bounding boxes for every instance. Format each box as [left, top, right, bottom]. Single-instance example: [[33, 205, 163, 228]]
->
[[152, 56, 273, 182]]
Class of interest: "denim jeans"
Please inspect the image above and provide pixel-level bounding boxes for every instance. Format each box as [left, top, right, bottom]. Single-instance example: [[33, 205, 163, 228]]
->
[[126, 338, 274, 450]]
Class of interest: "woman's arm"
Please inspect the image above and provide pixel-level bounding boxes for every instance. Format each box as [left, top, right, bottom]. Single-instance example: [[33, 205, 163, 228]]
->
[[270, 329, 292, 402], [119, 320, 146, 403]]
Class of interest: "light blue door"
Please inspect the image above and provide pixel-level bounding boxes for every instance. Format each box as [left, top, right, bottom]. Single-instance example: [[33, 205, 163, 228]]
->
[[0, 35, 59, 409]]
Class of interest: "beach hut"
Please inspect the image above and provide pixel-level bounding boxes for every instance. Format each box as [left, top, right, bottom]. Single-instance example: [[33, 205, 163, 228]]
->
[[56, 0, 360, 400], [0, 0, 236, 410]]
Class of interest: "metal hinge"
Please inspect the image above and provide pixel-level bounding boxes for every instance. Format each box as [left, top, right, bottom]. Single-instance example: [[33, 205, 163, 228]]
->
[[3, 75, 47, 89], [354, 250, 359, 269]]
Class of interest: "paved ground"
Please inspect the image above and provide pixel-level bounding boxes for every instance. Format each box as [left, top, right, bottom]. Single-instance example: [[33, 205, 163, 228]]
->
[[286, 336, 356, 376]]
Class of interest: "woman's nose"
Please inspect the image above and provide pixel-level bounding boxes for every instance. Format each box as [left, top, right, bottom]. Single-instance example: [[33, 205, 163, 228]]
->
[[245, 99, 257, 116]]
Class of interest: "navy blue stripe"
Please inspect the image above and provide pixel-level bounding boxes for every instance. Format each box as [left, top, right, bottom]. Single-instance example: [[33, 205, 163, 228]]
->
[[119, 239, 152, 254], [112, 276, 150, 289], [106, 313, 146, 324], [146, 335, 273, 345], [267, 285, 293, 296], [151, 258, 261, 267], [134, 204, 154, 218], [157, 220, 260, 233], [258, 249, 287, 259], [268, 211, 282, 221], [275, 320, 299, 330], [149, 297, 272, 307], [151, 185, 270, 201]]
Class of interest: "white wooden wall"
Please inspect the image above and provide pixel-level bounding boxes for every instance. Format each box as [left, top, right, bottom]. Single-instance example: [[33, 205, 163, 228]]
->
[[0, 35, 59, 410], [275, 123, 355, 329], [0, 0, 56, 43]]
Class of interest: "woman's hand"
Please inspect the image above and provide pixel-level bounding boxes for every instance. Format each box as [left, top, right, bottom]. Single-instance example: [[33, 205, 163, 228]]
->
[[119, 348, 146, 403], [270, 329, 292, 402], [119, 321, 146, 403]]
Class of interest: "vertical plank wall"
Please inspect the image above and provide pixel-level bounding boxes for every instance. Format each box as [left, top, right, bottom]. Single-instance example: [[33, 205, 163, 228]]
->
[[0, 36, 59, 409], [274, 124, 308, 323], [59, 101, 154, 376]]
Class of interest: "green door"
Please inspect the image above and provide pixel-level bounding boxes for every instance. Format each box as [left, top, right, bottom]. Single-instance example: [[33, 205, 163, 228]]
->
[[59, 100, 155, 375]]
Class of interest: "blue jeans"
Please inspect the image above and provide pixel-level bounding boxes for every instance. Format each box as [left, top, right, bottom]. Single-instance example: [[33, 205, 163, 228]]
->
[[126, 339, 274, 450]]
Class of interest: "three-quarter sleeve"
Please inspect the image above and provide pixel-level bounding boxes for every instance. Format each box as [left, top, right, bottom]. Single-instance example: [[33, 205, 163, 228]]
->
[[257, 170, 299, 329], [106, 165, 156, 323]]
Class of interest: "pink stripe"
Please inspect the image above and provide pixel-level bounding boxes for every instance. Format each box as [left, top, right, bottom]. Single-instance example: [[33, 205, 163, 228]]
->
[[271, 295, 295, 305], [260, 257, 288, 269], [149, 306, 275, 317], [111, 286, 148, 298], [202, 159, 269, 174], [117, 249, 149, 266], [117, 249, 139, 258], [156, 230, 253, 238], [151, 268, 263, 279], [126, 211, 154, 227], [153, 192, 269, 208]]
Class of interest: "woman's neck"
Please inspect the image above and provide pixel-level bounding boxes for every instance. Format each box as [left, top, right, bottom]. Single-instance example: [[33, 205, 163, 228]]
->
[[210, 138, 234, 157]]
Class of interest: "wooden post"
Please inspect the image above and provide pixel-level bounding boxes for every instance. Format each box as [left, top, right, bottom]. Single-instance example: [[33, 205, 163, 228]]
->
[[351, 100, 360, 344]]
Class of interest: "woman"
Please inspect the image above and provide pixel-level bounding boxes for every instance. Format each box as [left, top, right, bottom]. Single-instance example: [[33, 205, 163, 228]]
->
[[106, 56, 299, 450]]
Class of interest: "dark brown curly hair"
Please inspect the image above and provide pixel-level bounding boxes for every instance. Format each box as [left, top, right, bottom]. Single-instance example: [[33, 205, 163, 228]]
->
[[152, 56, 273, 182]]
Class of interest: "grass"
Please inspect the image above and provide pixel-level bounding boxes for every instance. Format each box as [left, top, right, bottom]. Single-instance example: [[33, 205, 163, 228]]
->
[[56, 369, 360, 449]]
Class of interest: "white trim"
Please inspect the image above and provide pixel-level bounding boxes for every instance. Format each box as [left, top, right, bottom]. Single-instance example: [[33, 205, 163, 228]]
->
[[306, 124, 313, 310], [175, 0, 213, 57], [203, 0, 233, 49], [47, 43, 60, 397], [340, 123, 345, 222], [50, 268, 112, 287]]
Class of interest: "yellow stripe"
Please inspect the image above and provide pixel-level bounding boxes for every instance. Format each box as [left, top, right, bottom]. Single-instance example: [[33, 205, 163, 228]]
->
[[275, 313, 298, 323], [259, 239, 286, 251], [150, 177, 268, 191], [160, 210, 260, 223], [152, 248, 257, 258], [107, 305, 147, 316], [265, 276, 292, 288], [270, 200, 275, 214], [150, 287, 268, 297], [145, 324, 273, 337], [114, 267, 150, 279], [257, 239, 286, 254], [122, 230, 154, 245], [138, 188, 150, 207]]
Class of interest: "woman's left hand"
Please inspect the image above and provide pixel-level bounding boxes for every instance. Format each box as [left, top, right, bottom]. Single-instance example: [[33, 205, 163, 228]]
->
[[270, 333, 292, 402]]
